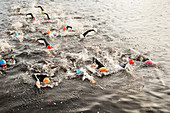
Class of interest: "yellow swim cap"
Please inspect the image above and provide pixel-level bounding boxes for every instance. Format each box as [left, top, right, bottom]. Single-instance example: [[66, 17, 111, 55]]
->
[[42, 11, 45, 13]]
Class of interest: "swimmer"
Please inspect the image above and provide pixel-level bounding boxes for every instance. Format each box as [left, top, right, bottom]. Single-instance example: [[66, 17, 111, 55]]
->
[[86, 57, 107, 77], [92, 57, 105, 69], [43, 29, 51, 36], [77, 68, 96, 84], [35, 38, 52, 49], [80, 28, 97, 39], [63, 26, 72, 31], [125, 59, 139, 79], [34, 6, 45, 13], [0, 59, 7, 69], [32, 74, 54, 88], [44, 13, 50, 20], [133, 55, 156, 67], [26, 13, 35, 20]]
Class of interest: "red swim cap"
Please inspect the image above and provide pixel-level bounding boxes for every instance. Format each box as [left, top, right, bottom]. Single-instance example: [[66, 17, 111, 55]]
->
[[47, 45, 52, 49], [33, 17, 35, 21], [129, 59, 134, 65], [63, 26, 66, 31]]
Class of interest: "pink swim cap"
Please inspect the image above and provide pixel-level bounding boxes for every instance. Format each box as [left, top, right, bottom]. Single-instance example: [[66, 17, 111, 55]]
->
[[146, 60, 153, 65]]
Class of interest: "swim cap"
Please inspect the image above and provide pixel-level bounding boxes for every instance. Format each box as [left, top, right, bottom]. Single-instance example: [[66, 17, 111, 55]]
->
[[47, 30, 51, 34], [120, 63, 126, 68], [42, 11, 45, 13], [76, 69, 82, 74], [99, 67, 107, 72], [146, 60, 153, 65], [33, 17, 35, 21], [43, 77, 50, 83], [63, 26, 67, 31], [14, 33, 18, 37], [129, 59, 134, 65], [47, 45, 52, 49], [0, 59, 6, 66]]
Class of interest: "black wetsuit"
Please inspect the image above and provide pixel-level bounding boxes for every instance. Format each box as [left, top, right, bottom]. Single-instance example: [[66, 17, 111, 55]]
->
[[83, 29, 95, 37], [32, 74, 47, 82], [26, 13, 34, 19], [37, 38, 50, 47], [92, 57, 105, 69], [44, 13, 50, 20], [38, 6, 44, 12], [66, 26, 72, 30]]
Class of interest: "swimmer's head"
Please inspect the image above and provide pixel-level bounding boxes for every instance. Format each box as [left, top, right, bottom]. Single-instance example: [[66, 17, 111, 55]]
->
[[0, 59, 7, 69], [93, 28, 97, 32], [129, 59, 134, 65], [145, 60, 156, 67]]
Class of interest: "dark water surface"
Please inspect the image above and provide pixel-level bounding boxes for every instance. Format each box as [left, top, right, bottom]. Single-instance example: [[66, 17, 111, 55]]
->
[[0, 0, 170, 113]]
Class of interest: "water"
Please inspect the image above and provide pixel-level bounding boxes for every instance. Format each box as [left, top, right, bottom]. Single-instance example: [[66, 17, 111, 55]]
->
[[0, 0, 170, 112]]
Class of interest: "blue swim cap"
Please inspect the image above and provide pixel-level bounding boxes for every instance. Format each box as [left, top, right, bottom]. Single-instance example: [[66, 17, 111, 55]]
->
[[0, 59, 6, 65], [14, 33, 18, 37], [76, 69, 82, 74]]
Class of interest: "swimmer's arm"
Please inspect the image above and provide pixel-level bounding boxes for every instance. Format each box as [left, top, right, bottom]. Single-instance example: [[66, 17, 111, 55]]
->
[[126, 70, 139, 79]]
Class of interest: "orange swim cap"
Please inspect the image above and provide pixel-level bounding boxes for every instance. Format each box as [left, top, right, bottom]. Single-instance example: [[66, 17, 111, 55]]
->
[[99, 67, 107, 72], [43, 77, 50, 83], [47, 30, 51, 34]]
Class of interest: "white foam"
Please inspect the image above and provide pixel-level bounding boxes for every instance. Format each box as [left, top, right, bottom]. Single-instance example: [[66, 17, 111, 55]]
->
[[0, 40, 12, 52], [80, 34, 84, 39]]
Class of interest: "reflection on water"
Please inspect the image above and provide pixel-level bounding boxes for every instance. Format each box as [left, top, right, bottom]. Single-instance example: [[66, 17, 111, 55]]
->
[[0, 0, 170, 112]]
